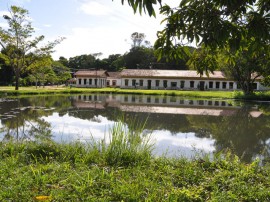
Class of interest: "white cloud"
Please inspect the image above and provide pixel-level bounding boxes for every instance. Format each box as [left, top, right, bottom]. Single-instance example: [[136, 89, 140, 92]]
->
[[79, 1, 111, 16], [0, 11, 9, 16], [43, 24, 52, 28], [0, 22, 8, 29], [10, 0, 32, 4], [53, 26, 132, 59]]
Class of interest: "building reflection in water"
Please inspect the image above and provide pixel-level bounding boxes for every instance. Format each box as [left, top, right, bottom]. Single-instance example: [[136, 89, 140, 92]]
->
[[72, 94, 262, 117]]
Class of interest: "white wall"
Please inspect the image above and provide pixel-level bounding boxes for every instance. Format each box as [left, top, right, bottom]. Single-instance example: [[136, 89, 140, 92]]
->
[[120, 78, 246, 91], [76, 77, 107, 88]]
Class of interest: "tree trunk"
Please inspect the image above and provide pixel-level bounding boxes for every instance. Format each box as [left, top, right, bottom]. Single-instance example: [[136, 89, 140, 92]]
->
[[15, 71, 19, 90]]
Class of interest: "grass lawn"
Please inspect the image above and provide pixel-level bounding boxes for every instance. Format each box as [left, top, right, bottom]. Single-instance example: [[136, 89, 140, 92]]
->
[[0, 140, 270, 201], [1, 86, 270, 100]]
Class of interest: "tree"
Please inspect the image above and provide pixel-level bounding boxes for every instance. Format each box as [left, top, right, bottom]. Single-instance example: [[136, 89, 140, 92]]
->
[[0, 53, 13, 85], [118, 0, 270, 94], [52, 61, 71, 85], [219, 39, 270, 94], [0, 6, 63, 90], [118, 1, 270, 54], [130, 32, 146, 48], [58, 56, 69, 67], [68, 54, 96, 70], [26, 56, 55, 88]]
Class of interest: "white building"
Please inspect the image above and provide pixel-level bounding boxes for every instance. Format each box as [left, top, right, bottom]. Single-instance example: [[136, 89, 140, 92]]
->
[[74, 70, 108, 88], [106, 72, 121, 87], [74, 69, 268, 91], [120, 69, 266, 91]]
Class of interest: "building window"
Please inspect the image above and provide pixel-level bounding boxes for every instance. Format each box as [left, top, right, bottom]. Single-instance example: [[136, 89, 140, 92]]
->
[[171, 82, 177, 88], [170, 97, 176, 102], [198, 100, 204, 105], [140, 80, 143, 86], [162, 97, 167, 103], [180, 81, 185, 88], [124, 96, 128, 102], [252, 83, 258, 90], [112, 80, 116, 86], [132, 79, 136, 86], [89, 79, 92, 85], [78, 79, 81, 85], [132, 95, 136, 102], [229, 82, 233, 89], [84, 79, 87, 85], [156, 80, 160, 87], [216, 82, 220, 89], [163, 80, 167, 88], [209, 81, 213, 88], [190, 81, 194, 88], [222, 82, 227, 89], [106, 80, 110, 86], [125, 79, 129, 86], [95, 79, 97, 86]]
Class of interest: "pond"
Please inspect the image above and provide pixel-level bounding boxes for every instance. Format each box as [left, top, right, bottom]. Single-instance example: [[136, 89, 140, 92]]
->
[[1, 94, 270, 163]]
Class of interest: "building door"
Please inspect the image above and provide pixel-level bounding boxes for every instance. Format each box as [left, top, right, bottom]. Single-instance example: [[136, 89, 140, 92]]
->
[[147, 80, 152, 89], [199, 81, 205, 91]]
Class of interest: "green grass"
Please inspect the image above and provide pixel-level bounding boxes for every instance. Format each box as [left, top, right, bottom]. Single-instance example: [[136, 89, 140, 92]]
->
[[1, 142, 270, 201], [0, 119, 270, 201], [1, 86, 270, 100]]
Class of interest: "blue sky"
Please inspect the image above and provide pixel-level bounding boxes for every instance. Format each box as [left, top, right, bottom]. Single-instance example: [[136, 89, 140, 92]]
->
[[0, 0, 177, 60]]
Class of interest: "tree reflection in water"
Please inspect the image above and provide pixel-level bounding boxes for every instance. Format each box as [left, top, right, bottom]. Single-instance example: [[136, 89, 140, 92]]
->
[[0, 96, 72, 141], [1, 94, 270, 163]]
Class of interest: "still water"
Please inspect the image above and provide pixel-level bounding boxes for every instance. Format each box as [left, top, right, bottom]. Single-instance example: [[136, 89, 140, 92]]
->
[[0, 94, 270, 163]]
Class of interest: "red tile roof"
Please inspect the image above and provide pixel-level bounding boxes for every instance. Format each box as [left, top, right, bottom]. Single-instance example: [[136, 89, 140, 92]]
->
[[107, 72, 121, 78], [74, 70, 107, 77], [120, 69, 226, 79]]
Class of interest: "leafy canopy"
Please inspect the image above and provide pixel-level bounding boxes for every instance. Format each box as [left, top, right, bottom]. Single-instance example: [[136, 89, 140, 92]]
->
[[0, 6, 63, 90], [117, 0, 270, 60]]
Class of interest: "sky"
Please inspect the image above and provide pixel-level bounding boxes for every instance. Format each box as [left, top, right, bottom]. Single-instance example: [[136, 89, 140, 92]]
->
[[0, 0, 178, 60]]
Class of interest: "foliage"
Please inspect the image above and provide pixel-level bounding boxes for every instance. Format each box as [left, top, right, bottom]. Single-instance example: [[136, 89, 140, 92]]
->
[[0, 6, 63, 90], [130, 32, 146, 48], [2, 86, 270, 100], [68, 54, 96, 70], [118, 0, 270, 95], [103, 117, 153, 166], [51, 60, 71, 85], [119, 0, 270, 55], [0, 140, 270, 200]]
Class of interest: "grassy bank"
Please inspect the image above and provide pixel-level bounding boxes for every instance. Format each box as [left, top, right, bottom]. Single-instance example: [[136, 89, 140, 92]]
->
[[0, 120, 270, 201], [1, 140, 270, 201], [1, 86, 270, 100]]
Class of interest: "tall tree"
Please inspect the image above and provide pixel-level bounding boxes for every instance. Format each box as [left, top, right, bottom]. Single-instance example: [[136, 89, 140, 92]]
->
[[68, 54, 96, 70], [118, 1, 270, 54], [0, 6, 63, 90], [130, 32, 146, 48], [26, 56, 54, 88], [52, 61, 71, 85]]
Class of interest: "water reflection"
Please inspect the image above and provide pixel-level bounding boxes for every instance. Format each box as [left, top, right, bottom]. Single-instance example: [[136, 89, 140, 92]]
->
[[1, 94, 270, 163]]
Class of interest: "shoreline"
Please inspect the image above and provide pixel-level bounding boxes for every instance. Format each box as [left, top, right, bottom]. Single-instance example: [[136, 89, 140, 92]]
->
[[0, 86, 270, 101]]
